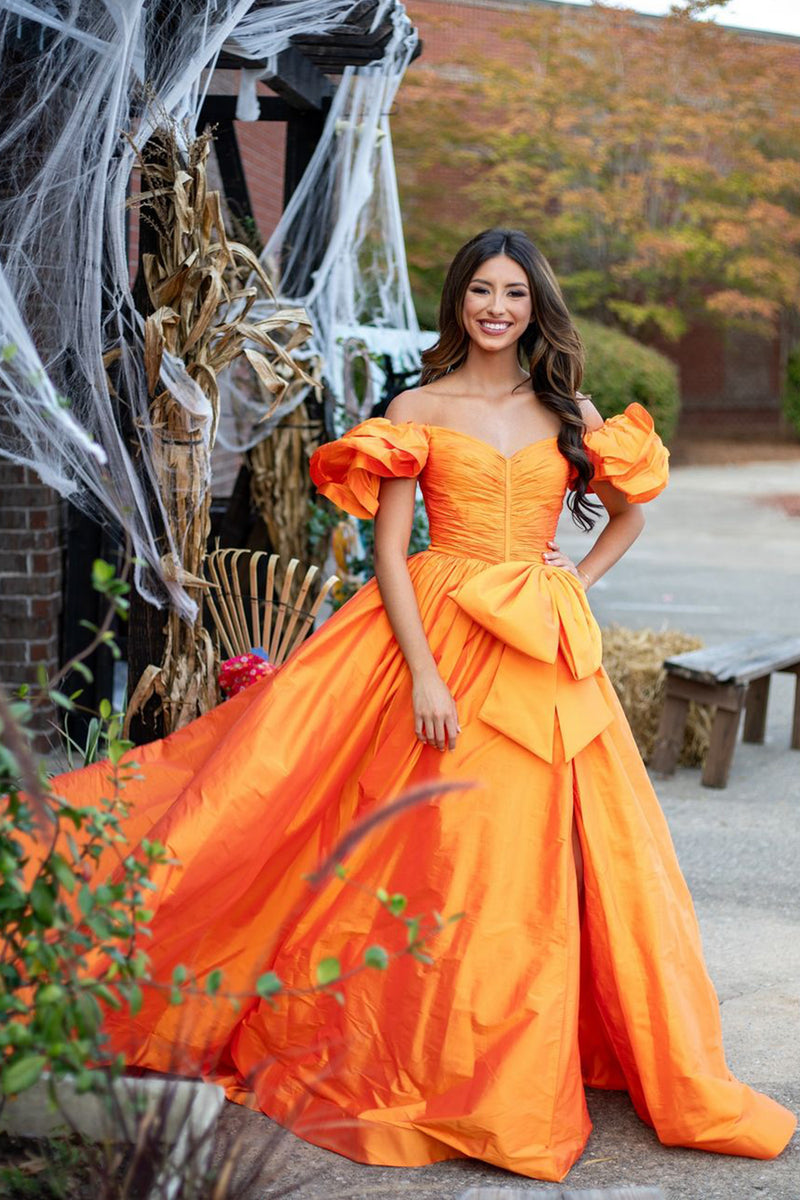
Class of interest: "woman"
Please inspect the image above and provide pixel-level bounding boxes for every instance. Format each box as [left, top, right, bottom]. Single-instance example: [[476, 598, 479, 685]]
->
[[53, 228, 795, 1182]]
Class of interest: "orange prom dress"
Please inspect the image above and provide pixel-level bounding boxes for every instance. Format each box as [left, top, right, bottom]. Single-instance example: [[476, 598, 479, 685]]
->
[[50, 401, 795, 1182]]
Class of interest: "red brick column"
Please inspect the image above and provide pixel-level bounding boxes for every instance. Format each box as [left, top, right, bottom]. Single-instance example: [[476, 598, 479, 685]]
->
[[0, 459, 63, 749]]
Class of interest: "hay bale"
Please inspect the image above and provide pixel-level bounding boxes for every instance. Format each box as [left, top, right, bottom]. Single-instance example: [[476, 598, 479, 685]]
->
[[601, 624, 712, 767]]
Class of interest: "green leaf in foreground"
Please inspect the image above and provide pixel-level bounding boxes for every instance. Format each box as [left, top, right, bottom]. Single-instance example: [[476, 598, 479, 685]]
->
[[405, 915, 421, 945], [2, 1054, 48, 1096], [30, 878, 55, 925], [315, 957, 340, 986], [255, 971, 282, 998], [78, 884, 94, 917], [364, 945, 389, 971], [50, 853, 77, 894], [128, 984, 143, 1017]]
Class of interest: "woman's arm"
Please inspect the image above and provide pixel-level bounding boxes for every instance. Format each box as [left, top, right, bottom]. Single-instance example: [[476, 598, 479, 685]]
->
[[371, 391, 460, 753], [570, 481, 645, 588], [373, 474, 460, 753], [544, 397, 646, 586], [373, 475, 436, 678]]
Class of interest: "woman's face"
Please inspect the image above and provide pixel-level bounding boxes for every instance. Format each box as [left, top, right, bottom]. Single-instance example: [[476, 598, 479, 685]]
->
[[461, 254, 534, 353]]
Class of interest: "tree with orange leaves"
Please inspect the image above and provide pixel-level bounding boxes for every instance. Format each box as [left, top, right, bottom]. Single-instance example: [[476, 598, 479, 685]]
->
[[395, 1, 800, 349]]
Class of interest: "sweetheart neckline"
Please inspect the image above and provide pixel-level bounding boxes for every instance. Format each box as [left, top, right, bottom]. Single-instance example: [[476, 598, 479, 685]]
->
[[420, 423, 560, 462]]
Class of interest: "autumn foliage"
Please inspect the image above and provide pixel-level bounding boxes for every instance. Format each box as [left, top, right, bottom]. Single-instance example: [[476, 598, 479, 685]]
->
[[395, 2, 800, 345]]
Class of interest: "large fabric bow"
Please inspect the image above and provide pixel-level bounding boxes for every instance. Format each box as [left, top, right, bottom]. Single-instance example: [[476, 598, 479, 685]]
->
[[447, 562, 614, 763]]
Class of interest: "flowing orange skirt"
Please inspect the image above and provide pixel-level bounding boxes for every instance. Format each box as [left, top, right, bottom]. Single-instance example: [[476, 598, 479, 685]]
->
[[50, 548, 796, 1182]]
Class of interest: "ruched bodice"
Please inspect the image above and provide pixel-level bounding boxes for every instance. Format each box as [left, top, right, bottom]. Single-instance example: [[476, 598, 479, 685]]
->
[[421, 427, 567, 563], [308, 401, 671, 557], [309, 404, 671, 763]]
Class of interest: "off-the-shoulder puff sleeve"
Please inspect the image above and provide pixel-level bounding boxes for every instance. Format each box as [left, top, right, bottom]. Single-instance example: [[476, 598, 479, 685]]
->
[[309, 417, 430, 520], [574, 401, 670, 503]]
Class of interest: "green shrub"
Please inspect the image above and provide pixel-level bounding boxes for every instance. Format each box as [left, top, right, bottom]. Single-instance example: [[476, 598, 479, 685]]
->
[[782, 344, 800, 439], [577, 318, 680, 442], [0, 560, 172, 1099]]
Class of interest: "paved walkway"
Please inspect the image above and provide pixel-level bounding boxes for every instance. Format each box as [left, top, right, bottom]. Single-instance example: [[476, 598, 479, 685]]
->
[[213, 455, 800, 1199]]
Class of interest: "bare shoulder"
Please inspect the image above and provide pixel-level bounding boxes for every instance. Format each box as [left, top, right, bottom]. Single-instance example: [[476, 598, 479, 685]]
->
[[384, 384, 442, 427], [576, 392, 605, 433]]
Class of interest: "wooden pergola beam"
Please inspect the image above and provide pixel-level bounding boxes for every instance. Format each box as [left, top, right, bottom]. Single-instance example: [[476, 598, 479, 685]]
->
[[199, 95, 296, 125], [261, 46, 335, 111], [216, 0, 421, 74]]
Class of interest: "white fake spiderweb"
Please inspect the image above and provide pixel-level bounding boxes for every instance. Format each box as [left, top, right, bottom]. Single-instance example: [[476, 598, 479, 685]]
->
[[0, 1, 420, 622]]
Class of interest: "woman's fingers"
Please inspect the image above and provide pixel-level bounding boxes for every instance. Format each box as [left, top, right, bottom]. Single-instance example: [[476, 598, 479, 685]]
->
[[412, 672, 461, 751], [416, 709, 460, 751], [433, 715, 447, 752], [422, 713, 440, 746], [544, 540, 579, 575]]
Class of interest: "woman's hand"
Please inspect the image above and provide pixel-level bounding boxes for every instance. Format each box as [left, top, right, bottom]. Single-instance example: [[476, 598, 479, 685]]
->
[[412, 666, 461, 752], [542, 539, 590, 589]]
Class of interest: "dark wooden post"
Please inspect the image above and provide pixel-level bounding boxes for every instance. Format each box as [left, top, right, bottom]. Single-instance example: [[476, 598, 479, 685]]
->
[[125, 0, 183, 745], [126, 130, 172, 746], [283, 104, 328, 209], [213, 120, 254, 227]]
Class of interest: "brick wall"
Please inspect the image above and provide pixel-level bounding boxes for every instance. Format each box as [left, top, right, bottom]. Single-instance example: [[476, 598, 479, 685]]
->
[[651, 322, 787, 438], [0, 458, 63, 748], [213, 71, 287, 241]]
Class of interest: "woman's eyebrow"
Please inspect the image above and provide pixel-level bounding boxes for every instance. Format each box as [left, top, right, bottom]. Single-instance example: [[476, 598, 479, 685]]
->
[[470, 278, 529, 287]]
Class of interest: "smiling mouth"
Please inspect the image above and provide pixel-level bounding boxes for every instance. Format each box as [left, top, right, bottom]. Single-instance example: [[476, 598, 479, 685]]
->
[[477, 321, 512, 334]]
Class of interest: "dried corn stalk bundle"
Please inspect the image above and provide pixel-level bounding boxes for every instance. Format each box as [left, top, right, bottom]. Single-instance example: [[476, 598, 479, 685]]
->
[[120, 120, 319, 736], [601, 624, 712, 767], [248, 388, 324, 563]]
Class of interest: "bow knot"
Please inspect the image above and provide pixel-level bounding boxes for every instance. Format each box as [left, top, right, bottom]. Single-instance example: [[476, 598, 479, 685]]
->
[[446, 562, 612, 762]]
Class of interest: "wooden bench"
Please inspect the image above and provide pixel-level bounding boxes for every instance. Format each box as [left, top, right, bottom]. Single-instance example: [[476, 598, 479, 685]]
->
[[650, 633, 800, 788]]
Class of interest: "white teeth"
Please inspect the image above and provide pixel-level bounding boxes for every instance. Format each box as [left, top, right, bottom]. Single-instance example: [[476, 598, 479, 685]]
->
[[480, 322, 510, 331]]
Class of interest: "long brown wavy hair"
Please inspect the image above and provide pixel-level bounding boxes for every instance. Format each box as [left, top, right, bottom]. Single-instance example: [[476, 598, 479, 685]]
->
[[420, 228, 601, 531]]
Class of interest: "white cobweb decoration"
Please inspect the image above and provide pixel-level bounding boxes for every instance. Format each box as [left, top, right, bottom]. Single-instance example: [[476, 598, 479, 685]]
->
[[218, 17, 430, 448], [0, 0, 421, 621]]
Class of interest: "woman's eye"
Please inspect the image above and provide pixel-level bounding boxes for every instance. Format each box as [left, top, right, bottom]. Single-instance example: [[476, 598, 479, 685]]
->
[[470, 288, 527, 297]]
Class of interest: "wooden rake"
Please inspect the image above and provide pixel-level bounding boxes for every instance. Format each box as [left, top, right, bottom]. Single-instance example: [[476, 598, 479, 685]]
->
[[204, 547, 340, 667]]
